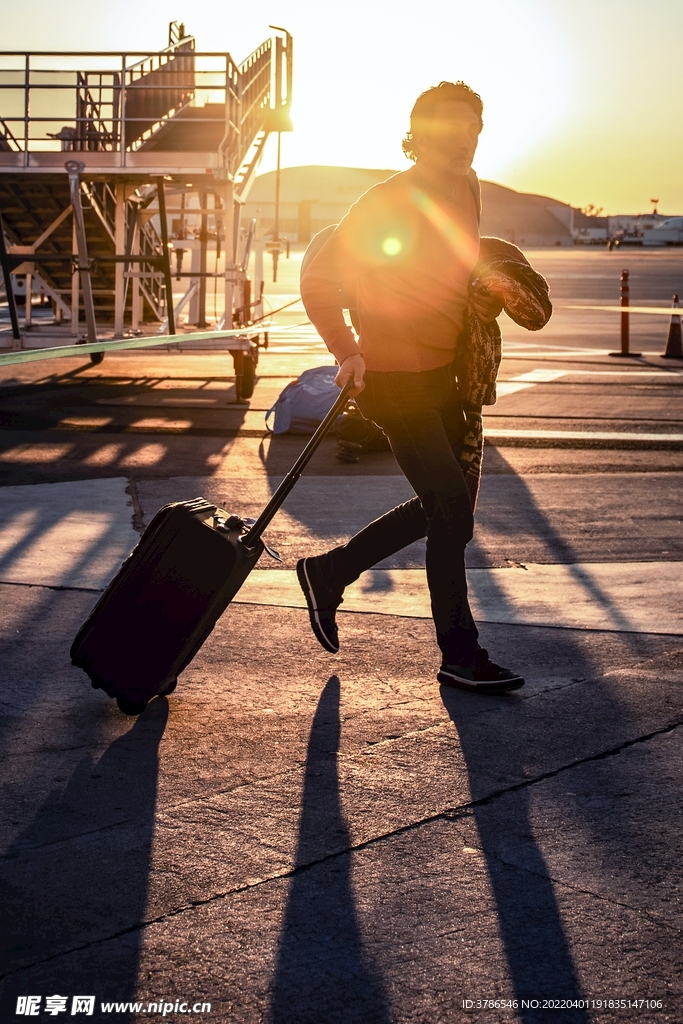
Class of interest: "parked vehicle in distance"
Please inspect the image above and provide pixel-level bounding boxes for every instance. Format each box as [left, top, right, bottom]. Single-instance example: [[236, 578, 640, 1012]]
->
[[610, 217, 683, 248], [643, 217, 683, 246]]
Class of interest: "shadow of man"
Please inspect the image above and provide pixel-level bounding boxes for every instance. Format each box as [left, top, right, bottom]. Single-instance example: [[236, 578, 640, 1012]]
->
[[0, 699, 168, 1019], [442, 687, 590, 1024], [269, 675, 390, 1024]]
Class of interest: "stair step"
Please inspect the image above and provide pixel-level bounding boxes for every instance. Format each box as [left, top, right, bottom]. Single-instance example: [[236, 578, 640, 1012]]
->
[[1, 174, 166, 326]]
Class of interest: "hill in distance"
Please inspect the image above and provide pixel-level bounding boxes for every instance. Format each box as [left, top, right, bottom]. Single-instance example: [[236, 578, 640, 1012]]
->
[[246, 166, 580, 246]]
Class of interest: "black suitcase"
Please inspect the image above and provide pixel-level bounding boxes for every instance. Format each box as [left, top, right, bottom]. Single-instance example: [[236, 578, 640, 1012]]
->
[[71, 381, 352, 715]]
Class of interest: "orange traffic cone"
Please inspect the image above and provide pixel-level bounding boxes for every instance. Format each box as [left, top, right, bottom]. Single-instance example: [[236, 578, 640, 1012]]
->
[[662, 294, 683, 359]]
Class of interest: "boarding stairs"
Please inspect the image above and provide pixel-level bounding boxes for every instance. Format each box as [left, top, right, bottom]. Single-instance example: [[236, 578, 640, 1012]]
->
[[0, 22, 292, 342], [0, 176, 164, 325]]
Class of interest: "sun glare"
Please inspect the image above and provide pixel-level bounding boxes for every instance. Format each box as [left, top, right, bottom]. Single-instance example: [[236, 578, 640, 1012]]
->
[[410, 188, 479, 268], [5, 0, 678, 211], [381, 237, 403, 257], [260, 0, 574, 186]]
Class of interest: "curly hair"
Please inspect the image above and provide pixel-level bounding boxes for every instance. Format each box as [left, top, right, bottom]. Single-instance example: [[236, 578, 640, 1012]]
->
[[402, 81, 483, 162]]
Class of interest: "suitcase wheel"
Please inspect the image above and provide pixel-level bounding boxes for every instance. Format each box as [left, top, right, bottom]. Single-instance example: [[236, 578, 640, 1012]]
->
[[116, 696, 148, 716], [158, 678, 177, 696]]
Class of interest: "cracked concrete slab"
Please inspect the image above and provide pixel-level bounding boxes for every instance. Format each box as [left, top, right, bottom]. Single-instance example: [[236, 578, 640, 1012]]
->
[[0, 473, 679, 635], [2, 582, 683, 1018], [3, 649, 682, 1021]]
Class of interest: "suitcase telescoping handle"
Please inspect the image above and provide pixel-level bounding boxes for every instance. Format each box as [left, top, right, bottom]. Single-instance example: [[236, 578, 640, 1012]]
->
[[243, 380, 354, 548]]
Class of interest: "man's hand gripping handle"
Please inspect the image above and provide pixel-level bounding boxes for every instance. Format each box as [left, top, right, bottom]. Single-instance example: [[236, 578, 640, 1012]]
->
[[335, 353, 366, 397]]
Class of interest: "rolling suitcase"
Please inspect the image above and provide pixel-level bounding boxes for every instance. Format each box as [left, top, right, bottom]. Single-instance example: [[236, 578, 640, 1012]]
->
[[70, 381, 352, 716]]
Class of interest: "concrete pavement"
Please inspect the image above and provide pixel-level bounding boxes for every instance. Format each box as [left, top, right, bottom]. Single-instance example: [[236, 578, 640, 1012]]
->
[[1, 248, 682, 1022]]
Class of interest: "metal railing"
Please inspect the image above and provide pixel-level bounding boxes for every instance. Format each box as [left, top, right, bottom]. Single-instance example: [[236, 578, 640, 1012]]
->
[[0, 27, 292, 175], [123, 39, 196, 151]]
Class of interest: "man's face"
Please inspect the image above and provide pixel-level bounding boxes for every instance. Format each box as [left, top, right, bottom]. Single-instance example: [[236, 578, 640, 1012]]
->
[[415, 100, 481, 180]]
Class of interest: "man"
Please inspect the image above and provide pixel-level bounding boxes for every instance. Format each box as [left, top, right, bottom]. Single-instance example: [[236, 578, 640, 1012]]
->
[[297, 81, 524, 694]]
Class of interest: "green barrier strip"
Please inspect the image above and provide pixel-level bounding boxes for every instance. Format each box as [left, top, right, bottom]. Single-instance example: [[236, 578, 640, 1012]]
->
[[0, 329, 261, 367], [567, 305, 681, 316]]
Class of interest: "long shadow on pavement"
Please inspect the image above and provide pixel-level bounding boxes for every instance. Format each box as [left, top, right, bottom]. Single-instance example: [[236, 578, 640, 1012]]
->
[[437, 448, 679, 1019], [269, 675, 390, 1024], [444, 687, 590, 1022], [0, 699, 167, 1019]]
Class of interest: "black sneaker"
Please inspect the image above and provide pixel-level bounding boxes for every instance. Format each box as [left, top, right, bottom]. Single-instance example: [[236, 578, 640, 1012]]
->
[[296, 556, 343, 654], [438, 648, 524, 693]]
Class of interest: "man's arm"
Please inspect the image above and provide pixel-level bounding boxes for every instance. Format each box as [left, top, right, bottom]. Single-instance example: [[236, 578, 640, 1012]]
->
[[300, 230, 360, 364], [300, 186, 395, 394], [300, 235, 366, 394]]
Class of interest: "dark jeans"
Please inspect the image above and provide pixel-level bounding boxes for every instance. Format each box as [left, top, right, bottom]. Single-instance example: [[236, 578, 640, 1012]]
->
[[326, 363, 479, 662]]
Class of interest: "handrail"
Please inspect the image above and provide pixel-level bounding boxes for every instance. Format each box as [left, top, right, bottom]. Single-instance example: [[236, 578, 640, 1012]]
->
[[0, 28, 292, 173], [0, 50, 238, 57]]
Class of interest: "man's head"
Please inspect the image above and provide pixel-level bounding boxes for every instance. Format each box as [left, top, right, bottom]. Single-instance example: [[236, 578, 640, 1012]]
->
[[403, 81, 483, 180]]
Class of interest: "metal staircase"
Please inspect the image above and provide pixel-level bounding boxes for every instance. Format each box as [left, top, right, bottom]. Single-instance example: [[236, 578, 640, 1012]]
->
[[0, 176, 166, 326], [0, 22, 293, 345]]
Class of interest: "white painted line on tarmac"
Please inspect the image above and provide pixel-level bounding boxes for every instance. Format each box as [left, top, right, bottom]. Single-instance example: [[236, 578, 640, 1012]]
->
[[504, 340, 609, 352], [497, 369, 568, 396], [483, 428, 683, 442], [548, 369, 683, 377], [500, 369, 682, 378], [506, 355, 668, 361], [235, 562, 683, 636], [503, 352, 619, 359]]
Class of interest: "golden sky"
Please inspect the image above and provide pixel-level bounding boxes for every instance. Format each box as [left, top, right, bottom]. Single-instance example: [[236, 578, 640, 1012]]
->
[[3, 0, 680, 214]]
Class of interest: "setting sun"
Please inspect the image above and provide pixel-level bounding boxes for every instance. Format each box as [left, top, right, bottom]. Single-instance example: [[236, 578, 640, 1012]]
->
[[2, 0, 680, 213]]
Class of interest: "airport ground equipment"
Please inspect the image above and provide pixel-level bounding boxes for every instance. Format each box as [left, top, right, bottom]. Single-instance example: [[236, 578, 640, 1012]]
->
[[0, 22, 292, 391]]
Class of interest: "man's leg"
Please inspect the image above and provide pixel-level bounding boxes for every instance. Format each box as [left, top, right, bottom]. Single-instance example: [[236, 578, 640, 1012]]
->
[[298, 379, 472, 639], [322, 496, 426, 586], [375, 403, 480, 663], [296, 496, 426, 653], [298, 365, 476, 658], [357, 406, 523, 690], [297, 367, 524, 689]]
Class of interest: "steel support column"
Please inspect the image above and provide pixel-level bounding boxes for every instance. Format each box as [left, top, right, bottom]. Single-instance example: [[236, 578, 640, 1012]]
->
[[0, 211, 21, 343], [70, 215, 79, 337], [222, 179, 235, 328], [23, 269, 32, 327], [155, 177, 175, 335], [66, 160, 98, 344], [113, 182, 127, 337], [197, 189, 208, 328]]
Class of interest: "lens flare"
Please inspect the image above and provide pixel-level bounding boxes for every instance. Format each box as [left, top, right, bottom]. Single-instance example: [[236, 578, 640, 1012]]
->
[[410, 188, 479, 267], [381, 236, 403, 256]]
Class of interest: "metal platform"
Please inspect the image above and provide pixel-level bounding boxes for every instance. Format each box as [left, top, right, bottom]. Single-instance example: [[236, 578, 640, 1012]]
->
[[0, 22, 292, 352]]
